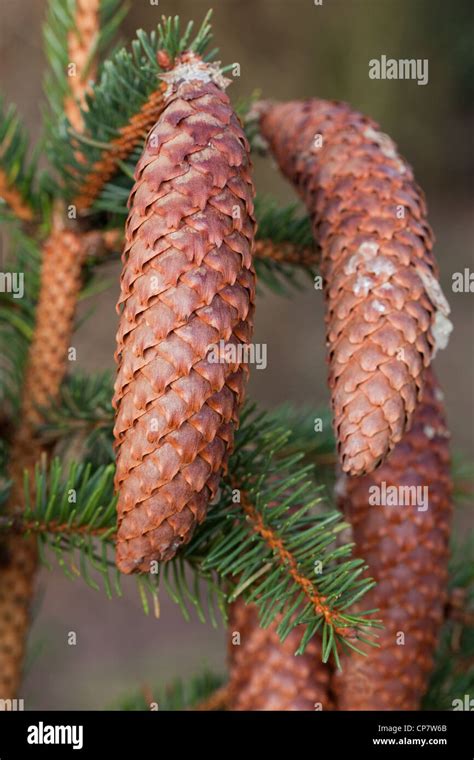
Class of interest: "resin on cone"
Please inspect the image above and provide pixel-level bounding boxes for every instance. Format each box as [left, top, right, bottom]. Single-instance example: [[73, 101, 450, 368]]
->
[[259, 100, 452, 475], [228, 598, 333, 711], [332, 368, 452, 710], [113, 54, 256, 573]]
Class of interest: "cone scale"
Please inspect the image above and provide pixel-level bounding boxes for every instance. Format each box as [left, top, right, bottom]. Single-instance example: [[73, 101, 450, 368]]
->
[[228, 599, 333, 711]]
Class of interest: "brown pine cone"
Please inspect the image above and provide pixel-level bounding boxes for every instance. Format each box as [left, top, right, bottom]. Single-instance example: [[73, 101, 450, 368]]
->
[[227, 598, 333, 711], [113, 55, 256, 574], [332, 368, 452, 710], [259, 100, 452, 475]]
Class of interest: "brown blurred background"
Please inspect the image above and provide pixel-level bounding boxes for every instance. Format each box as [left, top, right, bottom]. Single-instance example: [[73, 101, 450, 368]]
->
[[1, 0, 472, 708]]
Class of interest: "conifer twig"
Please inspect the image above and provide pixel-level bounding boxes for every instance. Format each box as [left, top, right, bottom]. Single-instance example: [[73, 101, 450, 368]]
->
[[0, 0, 111, 699], [64, 0, 101, 133], [74, 85, 167, 211], [0, 515, 113, 539], [0, 100, 36, 224], [254, 238, 318, 268], [0, 169, 33, 221], [239, 490, 351, 636], [0, 225, 87, 698]]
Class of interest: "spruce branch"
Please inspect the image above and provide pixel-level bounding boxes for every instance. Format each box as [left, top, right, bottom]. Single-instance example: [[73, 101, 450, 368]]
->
[[0, 226, 87, 698], [38, 371, 115, 466], [1, 405, 379, 662], [0, 228, 42, 413], [43, 0, 127, 127], [0, 5, 466, 708], [2, 460, 122, 598], [253, 198, 318, 293], [189, 407, 380, 663], [46, 11, 215, 214], [0, 0, 128, 699], [0, 99, 36, 222], [11, 227, 86, 453]]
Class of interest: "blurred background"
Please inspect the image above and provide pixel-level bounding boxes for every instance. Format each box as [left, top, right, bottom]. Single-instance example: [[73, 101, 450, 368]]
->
[[1, 0, 472, 708]]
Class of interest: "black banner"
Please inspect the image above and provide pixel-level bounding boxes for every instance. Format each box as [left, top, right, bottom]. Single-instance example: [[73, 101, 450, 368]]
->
[[0, 710, 471, 758]]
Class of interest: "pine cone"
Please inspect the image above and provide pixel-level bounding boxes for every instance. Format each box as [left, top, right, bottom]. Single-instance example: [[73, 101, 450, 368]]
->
[[259, 100, 452, 475], [113, 55, 256, 573], [227, 598, 333, 711], [332, 368, 452, 710]]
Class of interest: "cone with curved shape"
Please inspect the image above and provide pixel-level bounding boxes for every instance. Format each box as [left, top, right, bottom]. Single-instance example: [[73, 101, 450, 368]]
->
[[227, 598, 333, 711], [259, 99, 452, 476], [113, 54, 256, 574], [332, 368, 452, 710]]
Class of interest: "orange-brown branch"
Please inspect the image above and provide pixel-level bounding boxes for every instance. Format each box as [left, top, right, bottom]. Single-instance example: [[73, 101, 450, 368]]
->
[[0, 515, 114, 539], [64, 0, 101, 134], [254, 238, 319, 268], [74, 85, 167, 212], [0, 2, 112, 700], [0, 228, 88, 699], [0, 168, 33, 222], [240, 491, 350, 635]]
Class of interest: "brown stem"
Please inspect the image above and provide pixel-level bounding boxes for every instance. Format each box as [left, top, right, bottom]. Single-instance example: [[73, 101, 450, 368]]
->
[[0, 227, 87, 698], [0, 0, 105, 700], [74, 85, 167, 212], [64, 0, 100, 134], [0, 168, 34, 222], [254, 238, 319, 268], [238, 490, 352, 636], [0, 515, 113, 540]]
